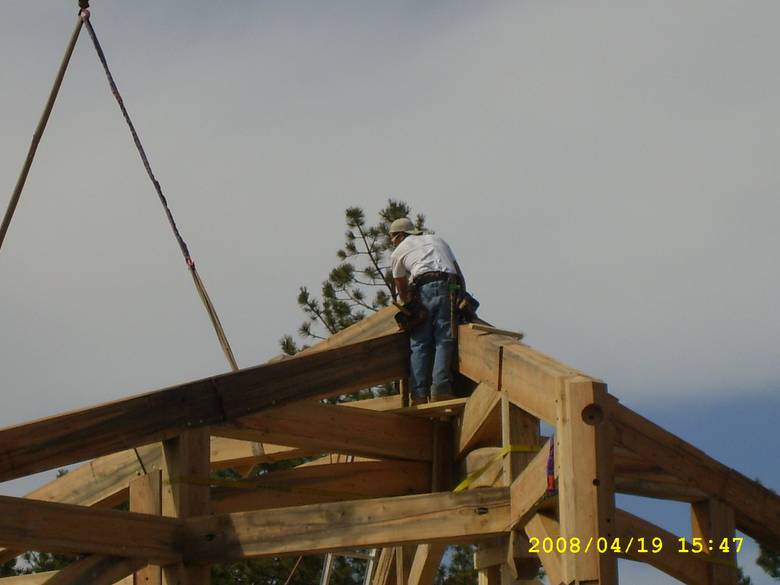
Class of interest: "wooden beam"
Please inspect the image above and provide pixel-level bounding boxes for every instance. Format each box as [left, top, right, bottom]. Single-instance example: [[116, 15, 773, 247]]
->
[[473, 536, 533, 571], [298, 306, 400, 355], [0, 333, 408, 482], [615, 508, 709, 585], [17, 439, 305, 509], [477, 566, 500, 585], [457, 326, 579, 425], [431, 421, 454, 492], [500, 395, 540, 489], [161, 429, 211, 584], [0, 573, 59, 584], [500, 390, 541, 582], [210, 460, 431, 513], [523, 514, 563, 585], [474, 538, 506, 570], [371, 548, 397, 585], [0, 557, 144, 585], [691, 499, 738, 585], [407, 544, 446, 585], [454, 383, 501, 459], [213, 401, 434, 462], [611, 402, 780, 550], [296, 453, 378, 467], [130, 472, 163, 585], [398, 398, 468, 418], [508, 441, 555, 529], [210, 438, 312, 469], [184, 488, 510, 562], [395, 545, 415, 585], [463, 447, 504, 489], [556, 378, 617, 584], [0, 439, 312, 566], [341, 394, 402, 412], [26, 444, 160, 509], [615, 474, 707, 502], [0, 495, 180, 562], [44, 556, 145, 585], [0, 313, 395, 556], [504, 530, 540, 581]]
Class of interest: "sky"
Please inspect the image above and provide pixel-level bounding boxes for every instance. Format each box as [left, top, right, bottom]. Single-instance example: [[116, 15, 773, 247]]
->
[[1, 1, 778, 583]]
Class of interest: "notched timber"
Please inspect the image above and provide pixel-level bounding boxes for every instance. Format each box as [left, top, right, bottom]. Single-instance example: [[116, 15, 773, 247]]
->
[[184, 488, 510, 563], [455, 383, 501, 459], [0, 495, 181, 563], [211, 460, 431, 513], [35, 555, 145, 585], [612, 402, 780, 550], [213, 401, 434, 462], [615, 508, 709, 585], [0, 333, 407, 482], [508, 440, 555, 529], [457, 325, 582, 424]]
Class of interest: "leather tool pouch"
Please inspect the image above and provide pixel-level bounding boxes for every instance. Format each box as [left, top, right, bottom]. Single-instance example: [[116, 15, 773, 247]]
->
[[394, 299, 428, 332]]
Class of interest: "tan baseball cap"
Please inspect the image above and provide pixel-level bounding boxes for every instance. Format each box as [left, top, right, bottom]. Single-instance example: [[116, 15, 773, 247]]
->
[[389, 217, 422, 235]]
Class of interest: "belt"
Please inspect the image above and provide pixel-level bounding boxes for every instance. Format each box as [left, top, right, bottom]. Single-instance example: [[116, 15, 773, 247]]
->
[[414, 271, 455, 287]]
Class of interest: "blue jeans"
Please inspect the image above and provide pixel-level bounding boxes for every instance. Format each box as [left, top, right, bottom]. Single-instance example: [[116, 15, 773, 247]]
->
[[410, 280, 455, 400]]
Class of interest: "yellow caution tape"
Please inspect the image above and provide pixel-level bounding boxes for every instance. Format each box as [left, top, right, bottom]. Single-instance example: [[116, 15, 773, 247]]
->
[[453, 444, 541, 493]]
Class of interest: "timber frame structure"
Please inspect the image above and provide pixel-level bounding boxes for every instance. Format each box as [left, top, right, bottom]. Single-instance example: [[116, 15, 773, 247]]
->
[[0, 307, 778, 585]]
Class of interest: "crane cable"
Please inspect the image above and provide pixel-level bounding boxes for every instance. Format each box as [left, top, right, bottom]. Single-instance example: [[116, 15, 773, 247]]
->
[[0, 13, 84, 251], [1, 2, 240, 373], [79, 6, 239, 372]]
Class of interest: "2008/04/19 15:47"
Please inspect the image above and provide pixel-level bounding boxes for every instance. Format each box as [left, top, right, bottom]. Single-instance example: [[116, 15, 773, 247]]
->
[[528, 536, 744, 555]]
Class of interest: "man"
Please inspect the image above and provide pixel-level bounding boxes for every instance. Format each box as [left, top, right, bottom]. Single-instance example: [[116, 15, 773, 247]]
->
[[389, 217, 465, 405]]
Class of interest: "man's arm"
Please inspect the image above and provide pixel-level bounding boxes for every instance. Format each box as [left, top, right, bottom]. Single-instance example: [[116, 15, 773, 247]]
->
[[454, 260, 466, 291], [394, 277, 410, 304]]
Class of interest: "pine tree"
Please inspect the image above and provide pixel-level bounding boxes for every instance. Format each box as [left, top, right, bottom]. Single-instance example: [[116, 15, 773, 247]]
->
[[0, 559, 18, 577], [757, 540, 780, 580], [752, 480, 780, 581], [213, 198, 427, 585], [434, 546, 476, 585], [280, 200, 426, 355], [280, 200, 427, 402]]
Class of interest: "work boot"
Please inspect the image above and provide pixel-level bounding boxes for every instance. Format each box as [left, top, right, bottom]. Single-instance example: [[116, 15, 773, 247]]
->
[[410, 395, 427, 406], [430, 391, 454, 403]]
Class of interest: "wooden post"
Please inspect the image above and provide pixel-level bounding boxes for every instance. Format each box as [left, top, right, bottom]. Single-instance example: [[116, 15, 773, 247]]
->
[[500, 395, 540, 487], [477, 566, 501, 585], [500, 380, 540, 581], [395, 546, 415, 585], [400, 379, 411, 408], [372, 549, 397, 585], [524, 514, 564, 585], [556, 378, 617, 585], [431, 420, 453, 492], [407, 544, 446, 585], [691, 499, 738, 585], [162, 429, 211, 585], [130, 471, 163, 585]]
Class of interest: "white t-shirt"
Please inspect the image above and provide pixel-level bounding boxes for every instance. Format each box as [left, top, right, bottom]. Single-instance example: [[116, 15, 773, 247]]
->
[[391, 234, 458, 281]]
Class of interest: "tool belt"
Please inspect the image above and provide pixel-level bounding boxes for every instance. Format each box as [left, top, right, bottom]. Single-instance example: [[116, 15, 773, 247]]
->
[[413, 271, 455, 287], [394, 299, 428, 332]]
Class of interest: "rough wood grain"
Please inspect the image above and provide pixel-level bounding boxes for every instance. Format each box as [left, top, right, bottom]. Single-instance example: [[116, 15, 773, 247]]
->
[[210, 460, 431, 513], [0, 333, 407, 482], [454, 383, 501, 459], [616, 508, 708, 585], [0, 496, 181, 562], [612, 402, 780, 550], [184, 488, 510, 562], [213, 401, 434, 462]]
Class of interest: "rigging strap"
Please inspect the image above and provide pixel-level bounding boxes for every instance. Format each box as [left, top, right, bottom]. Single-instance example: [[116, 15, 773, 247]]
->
[[79, 8, 239, 371]]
